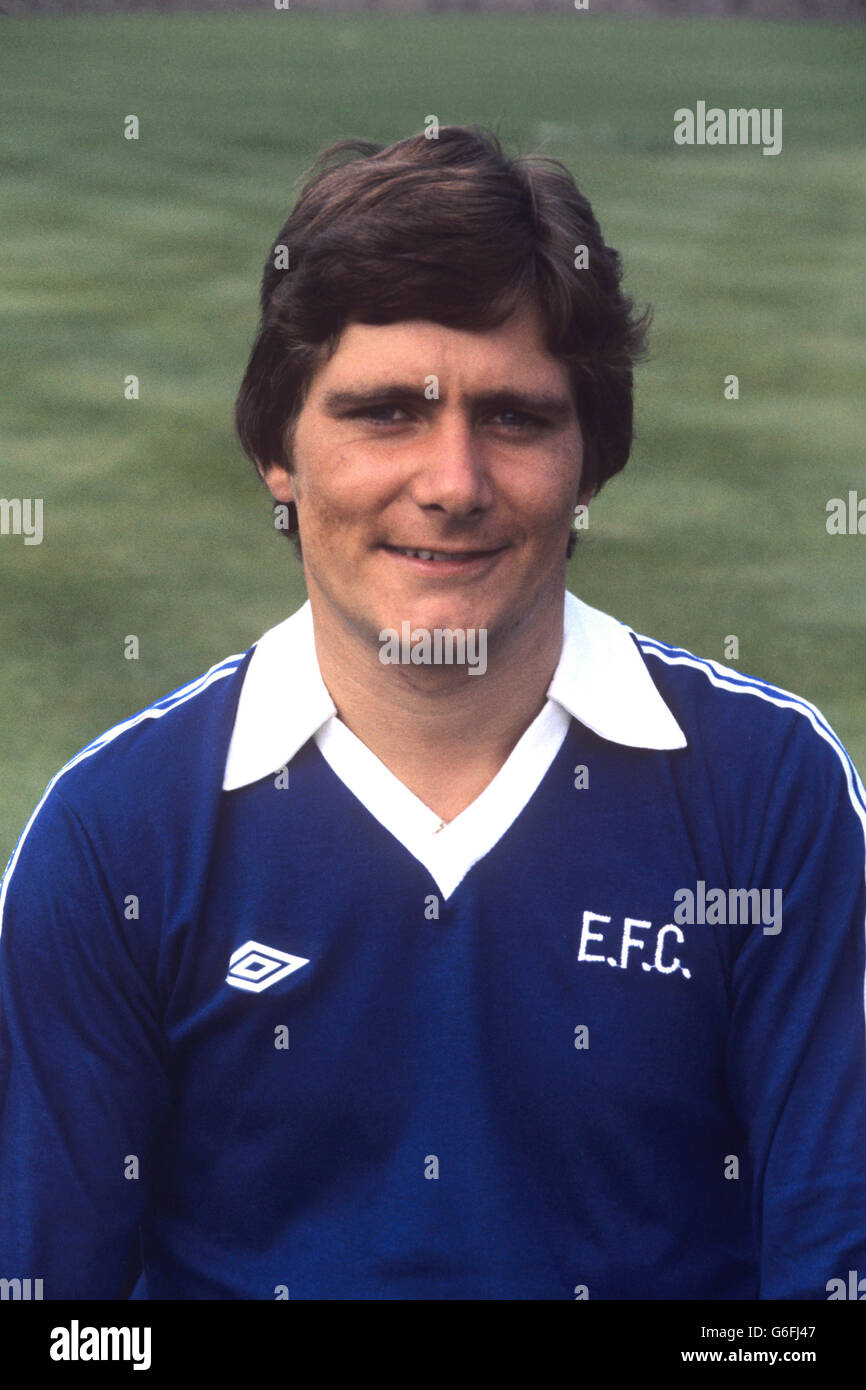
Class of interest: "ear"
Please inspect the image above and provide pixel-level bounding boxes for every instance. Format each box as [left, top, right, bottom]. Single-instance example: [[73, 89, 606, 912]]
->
[[256, 458, 294, 505], [575, 428, 591, 510]]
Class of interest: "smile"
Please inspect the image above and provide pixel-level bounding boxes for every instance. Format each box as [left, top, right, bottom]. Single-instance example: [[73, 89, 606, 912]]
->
[[383, 544, 504, 559], [391, 547, 494, 561], [380, 544, 505, 574]]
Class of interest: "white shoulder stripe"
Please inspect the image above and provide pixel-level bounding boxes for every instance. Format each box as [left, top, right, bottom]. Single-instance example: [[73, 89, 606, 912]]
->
[[75, 653, 247, 759], [636, 636, 866, 1041], [0, 656, 245, 937], [636, 636, 866, 817], [638, 633, 841, 734]]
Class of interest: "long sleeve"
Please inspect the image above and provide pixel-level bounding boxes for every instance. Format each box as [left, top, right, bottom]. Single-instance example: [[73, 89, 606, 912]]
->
[[726, 713, 866, 1299], [0, 784, 171, 1299]]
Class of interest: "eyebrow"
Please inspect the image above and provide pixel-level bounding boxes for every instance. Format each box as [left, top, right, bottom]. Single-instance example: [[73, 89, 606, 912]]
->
[[320, 383, 577, 422]]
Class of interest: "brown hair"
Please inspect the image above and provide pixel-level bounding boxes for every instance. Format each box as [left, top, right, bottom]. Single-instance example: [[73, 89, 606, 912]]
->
[[235, 125, 651, 560]]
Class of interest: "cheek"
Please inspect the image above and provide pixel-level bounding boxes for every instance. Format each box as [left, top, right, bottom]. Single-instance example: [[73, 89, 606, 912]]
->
[[311, 451, 408, 527], [508, 455, 579, 530], [295, 458, 386, 542]]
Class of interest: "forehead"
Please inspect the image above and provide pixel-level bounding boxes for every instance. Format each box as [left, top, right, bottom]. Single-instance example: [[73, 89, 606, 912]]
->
[[309, 302, 570, 393]]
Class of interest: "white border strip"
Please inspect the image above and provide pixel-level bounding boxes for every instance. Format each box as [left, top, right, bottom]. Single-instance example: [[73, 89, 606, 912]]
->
[[0, 655, 245, 936], [637, 637, 866, 1040], [638, 636, 866, 812]]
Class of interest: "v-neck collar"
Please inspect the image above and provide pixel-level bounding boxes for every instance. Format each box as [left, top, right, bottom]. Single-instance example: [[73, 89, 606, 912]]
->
[[222, 590, 688, 895], [313, 695, 571, 899]]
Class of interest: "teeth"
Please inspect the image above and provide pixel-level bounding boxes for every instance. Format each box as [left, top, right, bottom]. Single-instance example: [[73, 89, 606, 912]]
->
[[391, 546, 491, 562]]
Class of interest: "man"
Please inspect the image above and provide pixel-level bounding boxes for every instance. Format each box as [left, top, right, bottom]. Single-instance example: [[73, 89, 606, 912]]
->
[[1, 126, 864, 1301]]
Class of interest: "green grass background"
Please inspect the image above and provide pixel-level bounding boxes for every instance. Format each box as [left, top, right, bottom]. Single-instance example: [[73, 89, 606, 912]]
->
[[1, 14, 864, 861]]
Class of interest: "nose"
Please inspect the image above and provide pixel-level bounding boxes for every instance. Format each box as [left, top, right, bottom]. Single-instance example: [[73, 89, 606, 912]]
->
[[407, 411, 494, 519]]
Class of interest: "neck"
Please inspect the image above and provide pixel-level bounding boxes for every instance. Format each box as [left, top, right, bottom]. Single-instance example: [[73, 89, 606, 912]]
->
[[309, 588, 566, 822]]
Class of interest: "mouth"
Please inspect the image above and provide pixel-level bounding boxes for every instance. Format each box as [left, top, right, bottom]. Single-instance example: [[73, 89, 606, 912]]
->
[[380, 544, 506, 576]]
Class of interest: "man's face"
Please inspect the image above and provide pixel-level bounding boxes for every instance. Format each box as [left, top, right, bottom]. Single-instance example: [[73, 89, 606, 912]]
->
[[261, 301, 587, 652]]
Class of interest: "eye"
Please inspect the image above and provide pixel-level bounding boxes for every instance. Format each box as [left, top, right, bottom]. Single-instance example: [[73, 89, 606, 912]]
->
[[493, 409, 545, 429], [355, 404, 410, 425]]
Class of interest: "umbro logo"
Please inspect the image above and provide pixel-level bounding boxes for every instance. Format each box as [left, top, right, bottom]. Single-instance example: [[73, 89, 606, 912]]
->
[[226, 940, 310, 993]]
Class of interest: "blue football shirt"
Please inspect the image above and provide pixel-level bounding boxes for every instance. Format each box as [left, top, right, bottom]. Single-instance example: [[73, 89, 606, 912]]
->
[[1, 591, 864, 1299]]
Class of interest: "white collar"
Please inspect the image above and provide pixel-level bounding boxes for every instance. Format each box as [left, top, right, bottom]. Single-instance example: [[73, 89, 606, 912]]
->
[[222, 590, 687, 794]]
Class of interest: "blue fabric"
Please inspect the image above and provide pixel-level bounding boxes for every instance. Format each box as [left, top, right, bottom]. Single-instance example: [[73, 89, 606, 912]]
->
[[1, 636, 864, 1299]]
